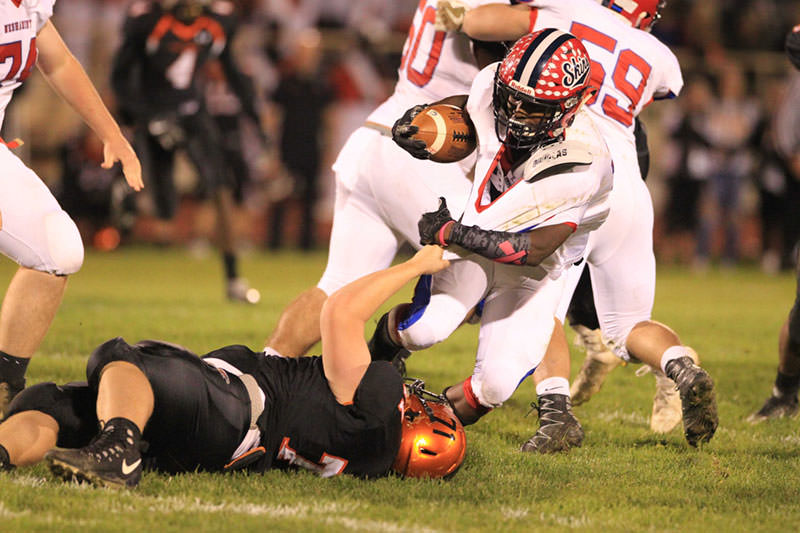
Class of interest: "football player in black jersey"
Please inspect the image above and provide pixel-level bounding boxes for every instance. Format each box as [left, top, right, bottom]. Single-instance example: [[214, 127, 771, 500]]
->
[[110, 0, 263, 302], [0, 246, 465, 487], [748, 26, 800, 422]]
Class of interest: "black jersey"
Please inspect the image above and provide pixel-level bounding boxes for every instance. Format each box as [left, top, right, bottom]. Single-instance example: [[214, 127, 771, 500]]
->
[[111, 0, 257, 122], [201, 345, 404, 478]]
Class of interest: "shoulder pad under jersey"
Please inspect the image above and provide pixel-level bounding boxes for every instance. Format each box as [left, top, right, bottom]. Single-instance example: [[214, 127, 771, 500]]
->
[[521, 140, 593, 183]]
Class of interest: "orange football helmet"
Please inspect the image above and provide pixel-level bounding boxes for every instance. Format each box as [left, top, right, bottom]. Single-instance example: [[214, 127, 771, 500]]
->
[[392, 380, 466, 479]]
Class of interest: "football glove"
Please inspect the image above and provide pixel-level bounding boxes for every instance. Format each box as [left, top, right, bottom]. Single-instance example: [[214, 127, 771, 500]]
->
[[392, 104, 431, 160], [435, 0, 469, 32], [787, 26, 800, 71], [418, 197, 454, 246]]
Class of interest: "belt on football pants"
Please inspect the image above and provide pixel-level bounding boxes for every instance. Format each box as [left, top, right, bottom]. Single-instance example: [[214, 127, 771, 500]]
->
[[364, 121, 391, 136], [237, 373, 265, 429]]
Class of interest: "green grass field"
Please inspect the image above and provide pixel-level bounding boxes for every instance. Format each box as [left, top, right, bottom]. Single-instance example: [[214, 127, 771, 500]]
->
[[0, 248, 798, 532]]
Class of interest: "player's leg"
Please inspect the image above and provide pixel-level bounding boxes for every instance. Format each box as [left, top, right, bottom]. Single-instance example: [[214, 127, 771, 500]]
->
[[0, 381, 97, 469], [447, 272, 567, 435], [561, 266, 621, 404], [46, 338, 251, 487], [182, 111, 258, 303], [375, 258, 490, 376], [521, 318, 585, 453], [589, 171, 717, 446], [748, 267, 800, 422], [0, 146, 84, 415]]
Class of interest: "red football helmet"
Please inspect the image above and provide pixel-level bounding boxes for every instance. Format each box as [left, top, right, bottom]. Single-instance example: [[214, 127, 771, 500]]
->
[[493, 29, 593, 150], [392, 381, 466, 479], [600, 0, 666, 32]]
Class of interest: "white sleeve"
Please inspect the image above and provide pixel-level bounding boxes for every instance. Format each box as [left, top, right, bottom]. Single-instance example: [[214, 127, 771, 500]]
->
[[31, 0, 56, 33], [653, 45, 684, 100]]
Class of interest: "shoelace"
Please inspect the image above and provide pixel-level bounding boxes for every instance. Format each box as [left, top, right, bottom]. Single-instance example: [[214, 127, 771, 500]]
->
[[85, 429, 128, 462]]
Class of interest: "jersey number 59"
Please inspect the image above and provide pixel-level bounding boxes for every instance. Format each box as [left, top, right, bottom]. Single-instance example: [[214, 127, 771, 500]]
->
[[569, 22, 651, 127]]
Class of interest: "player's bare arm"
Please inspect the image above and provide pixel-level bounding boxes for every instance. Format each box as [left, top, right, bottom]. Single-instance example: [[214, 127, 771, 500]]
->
[[35, 21, 143, 191], [419, 197, 573, 266], [438, 2, 531, 41], [321, 246, 450, 404]]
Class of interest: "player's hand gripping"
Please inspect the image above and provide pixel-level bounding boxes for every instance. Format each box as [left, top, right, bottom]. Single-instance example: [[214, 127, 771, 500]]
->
[[409, 244, 451, 275], [103, 135, 144, 191], [418, 197, 455, 246], [391, 104, 431, 159]]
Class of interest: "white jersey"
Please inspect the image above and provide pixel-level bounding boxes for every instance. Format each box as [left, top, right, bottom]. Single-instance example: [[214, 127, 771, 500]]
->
[[458, 64, 613, 280], [366, 0, 507, 127], [0, 0, 55, 129], [520, 0, 682, 148]]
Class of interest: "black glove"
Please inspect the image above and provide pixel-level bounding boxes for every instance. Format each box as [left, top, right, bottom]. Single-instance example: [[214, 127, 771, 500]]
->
[[787, 27, 800, 71], [418, 197, 454, 245], [392, 104, 431, 159]]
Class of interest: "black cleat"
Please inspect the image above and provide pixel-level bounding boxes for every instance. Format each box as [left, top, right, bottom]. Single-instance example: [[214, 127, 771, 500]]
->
[[520, 394, 584, 454], [0, 380, 24, 420], [368, 311, 411, 377], [747, 393, 799, 423], [46, 419, 143, 489], [665, 356, 718, 447]]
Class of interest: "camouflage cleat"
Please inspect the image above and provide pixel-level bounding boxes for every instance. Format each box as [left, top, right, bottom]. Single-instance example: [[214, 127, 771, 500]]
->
[[648, 349, 699, 433], [664, 356, 718, 447], [746, 393, 799, 423], [520, 394, 584, 454], [46, 419, 143, 489], [569, 325, 621, 405]]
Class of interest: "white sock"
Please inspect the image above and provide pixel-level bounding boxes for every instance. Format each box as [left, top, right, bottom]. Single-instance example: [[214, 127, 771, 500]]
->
[[536, 377, 571, 397], [659, 345, 692, 374]]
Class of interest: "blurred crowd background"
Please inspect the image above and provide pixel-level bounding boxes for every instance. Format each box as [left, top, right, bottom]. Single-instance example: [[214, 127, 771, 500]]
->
[[5, 0, 800, 273]]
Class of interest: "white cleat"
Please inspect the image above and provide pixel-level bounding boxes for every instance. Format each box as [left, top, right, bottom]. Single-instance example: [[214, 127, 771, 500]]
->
[[569, 325, 622, 406], [643, 348, 699, 433]]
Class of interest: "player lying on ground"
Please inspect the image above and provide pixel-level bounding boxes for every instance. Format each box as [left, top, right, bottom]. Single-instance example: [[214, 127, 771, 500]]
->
[[0, 246, 465, 488], [0, 0, 142, 417]]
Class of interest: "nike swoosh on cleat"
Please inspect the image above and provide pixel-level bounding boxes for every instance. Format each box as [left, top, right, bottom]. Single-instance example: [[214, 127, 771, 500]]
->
[[121, 458, 142, 475]]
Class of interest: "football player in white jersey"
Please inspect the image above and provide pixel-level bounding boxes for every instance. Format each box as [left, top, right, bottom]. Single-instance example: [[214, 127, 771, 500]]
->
[[263, 0, 510, 358], [371, 30, 612, 450], [435, 0, 719, 446], [0, 0, 142, 416]]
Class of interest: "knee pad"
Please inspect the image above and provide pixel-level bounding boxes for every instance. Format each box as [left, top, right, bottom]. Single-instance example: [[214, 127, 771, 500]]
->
[[44, 210, 83, 275], [471, 373, 516, 409], [397, 318, 452, 352], [86, 337, 143, 388]]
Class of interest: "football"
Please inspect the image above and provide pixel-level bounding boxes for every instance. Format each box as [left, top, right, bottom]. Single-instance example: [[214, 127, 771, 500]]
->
[[410, 104, 477, 163]]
